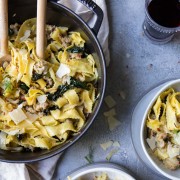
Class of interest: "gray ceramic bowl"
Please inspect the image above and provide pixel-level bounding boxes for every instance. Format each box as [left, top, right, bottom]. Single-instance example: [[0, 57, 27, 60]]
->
[[0, 0, 106, 163], [132, 79, 180, 180], [67, 163, 135, 180]]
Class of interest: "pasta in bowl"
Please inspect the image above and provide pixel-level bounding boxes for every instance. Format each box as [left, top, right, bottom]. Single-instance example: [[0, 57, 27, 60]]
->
[[0, 18, 98, 152]]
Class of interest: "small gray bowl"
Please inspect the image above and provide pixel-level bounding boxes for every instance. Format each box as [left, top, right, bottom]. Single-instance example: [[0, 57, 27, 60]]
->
[[131, 79, 180, 180]]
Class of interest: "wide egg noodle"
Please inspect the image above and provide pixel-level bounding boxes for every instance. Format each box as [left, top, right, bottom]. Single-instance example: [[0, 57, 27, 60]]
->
[[69, 32, 85, 47], [21, 57, 35, 86], [25, 89, 44, 105], [170, 92, 180, 116], [80, 90, 93, 113], [166, 94, 180, 130], [45, 120, 76, 137], [15, 18, 36, 42], [63, 89, 79, 105]]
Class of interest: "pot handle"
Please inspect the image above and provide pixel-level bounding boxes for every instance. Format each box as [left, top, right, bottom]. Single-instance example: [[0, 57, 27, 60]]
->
[[77, 0, 103, 35]]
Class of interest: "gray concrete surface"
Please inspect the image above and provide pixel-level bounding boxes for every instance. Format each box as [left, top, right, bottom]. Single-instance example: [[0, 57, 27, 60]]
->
[[53, 0, 180, 179]]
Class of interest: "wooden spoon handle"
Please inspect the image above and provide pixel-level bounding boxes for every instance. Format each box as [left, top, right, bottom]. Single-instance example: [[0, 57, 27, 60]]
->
[[36, 0, 47, 59], [0, 0, 8, 56]]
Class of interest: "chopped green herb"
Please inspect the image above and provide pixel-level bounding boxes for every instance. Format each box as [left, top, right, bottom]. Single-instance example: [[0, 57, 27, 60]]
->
[[67, 46, 84, 53], [106, 149, 119, 161], [19, 82, 29, 94], [84, 146, 94, 164], [17, 133, 27, 141], [70, 77, 89, 90], [32, 72, 43, 81], [85, 155, 93, 164], [47, 84, 71, 101], [43, 105, 59, 115], [2, 77, 14, 97], [8, 28, 14, 36]]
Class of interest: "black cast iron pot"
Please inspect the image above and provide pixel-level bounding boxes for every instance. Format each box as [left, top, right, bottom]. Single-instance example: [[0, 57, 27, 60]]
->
[[1, 0, 106, 162]]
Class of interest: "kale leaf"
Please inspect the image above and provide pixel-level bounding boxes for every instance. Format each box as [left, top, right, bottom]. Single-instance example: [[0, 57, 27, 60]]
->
[[32, 72, 43, 81], [70, 77, 89, 90], [47, 85, 71, 101], [43, 105, 59, 115], [67, 46, 85, 53], [19, 82, 29, 94], [47, 77, 89, 101]]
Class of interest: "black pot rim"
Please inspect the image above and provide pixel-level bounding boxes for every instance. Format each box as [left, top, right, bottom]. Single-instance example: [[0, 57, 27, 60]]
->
[[2, 1, 106, 163]]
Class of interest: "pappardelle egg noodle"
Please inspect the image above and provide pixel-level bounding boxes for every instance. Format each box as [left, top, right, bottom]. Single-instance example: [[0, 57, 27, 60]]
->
[[0, 18, 98, 151], [146, 88, 180, 170]]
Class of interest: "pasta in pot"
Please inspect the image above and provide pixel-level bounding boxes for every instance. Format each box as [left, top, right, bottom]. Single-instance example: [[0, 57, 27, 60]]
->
[[0, 18, 98, 151]]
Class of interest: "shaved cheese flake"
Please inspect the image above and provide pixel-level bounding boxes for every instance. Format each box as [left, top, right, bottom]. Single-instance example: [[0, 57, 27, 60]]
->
[[6, 129, 20, 135], [103, 108, 116, 117], [26, 112, 39, 123], [20, 30, 31, 42], [107, 116, 120, 131], [113, 141, 120, 147], [37, 95, 47, 104], [167, 143, 180, 158], [174, 132, 180, 145], [100, 140, 113, 151], [146, 136, 156, 150], [19, 49, 27, 55], [106, 149, 119, 161], [56, 63, 70, 78], [9, 108, 27, 125], [18, 103, 23, 109], [0, 132, 7, 150], [104, 95, 116, 108]]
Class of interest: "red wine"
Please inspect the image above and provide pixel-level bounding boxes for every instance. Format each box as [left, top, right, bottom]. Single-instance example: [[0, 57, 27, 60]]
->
[[148, 0, 180, 28]]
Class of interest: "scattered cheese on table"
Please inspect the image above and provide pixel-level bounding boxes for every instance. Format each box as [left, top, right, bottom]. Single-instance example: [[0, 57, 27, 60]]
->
[[106, 149, 119, 161], [103, 108, 116, 117], [100, 140, 113, 151], [107, 116, 121, 131], [113, 141, 120, 147], [119, 90, 126, 100], [104, 95, 116, 108]]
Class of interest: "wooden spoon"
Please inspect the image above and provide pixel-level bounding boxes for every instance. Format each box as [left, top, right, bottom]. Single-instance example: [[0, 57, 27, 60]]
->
[[0, 0, 11, 65], [36, 0, 47, 59]]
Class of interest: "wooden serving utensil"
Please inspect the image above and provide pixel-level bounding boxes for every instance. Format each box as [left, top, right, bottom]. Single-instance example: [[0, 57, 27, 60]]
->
[[36, 0, 47, 59], [0, 0, 11, 65]]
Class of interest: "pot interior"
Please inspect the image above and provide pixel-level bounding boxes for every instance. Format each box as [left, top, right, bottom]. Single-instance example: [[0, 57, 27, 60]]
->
[[0, 0, 105, 162]]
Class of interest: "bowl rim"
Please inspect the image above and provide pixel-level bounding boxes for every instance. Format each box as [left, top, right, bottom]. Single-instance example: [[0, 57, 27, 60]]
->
[[67, 162, 135, 180], [140, 79, 180, 180]]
